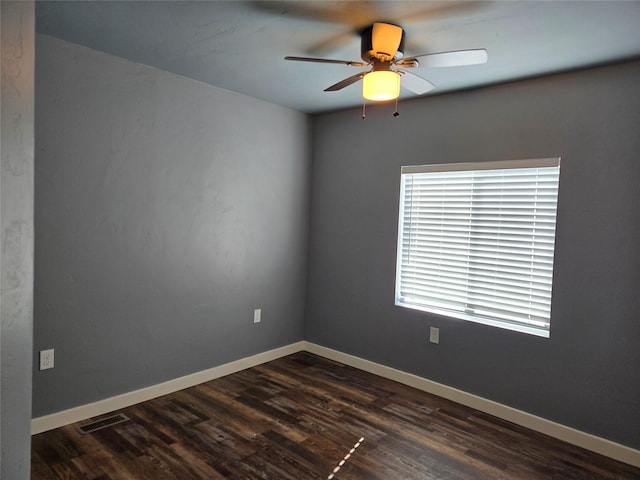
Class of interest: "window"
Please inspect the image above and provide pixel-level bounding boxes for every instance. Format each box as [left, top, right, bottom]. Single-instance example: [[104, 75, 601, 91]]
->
[[395, 158, 560, 338]]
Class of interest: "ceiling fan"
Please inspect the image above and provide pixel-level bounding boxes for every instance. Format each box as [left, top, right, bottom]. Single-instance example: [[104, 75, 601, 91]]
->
[[285, 22, 487, 103]]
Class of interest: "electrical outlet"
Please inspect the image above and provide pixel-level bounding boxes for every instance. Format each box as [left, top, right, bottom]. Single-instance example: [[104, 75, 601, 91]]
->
[[40, 349, 55, 370], [429, 327, 440, 344], [253, 308, 261, 323]]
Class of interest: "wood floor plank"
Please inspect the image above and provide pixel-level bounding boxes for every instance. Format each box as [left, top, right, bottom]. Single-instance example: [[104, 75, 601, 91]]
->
[[32, 352, 640, 479]]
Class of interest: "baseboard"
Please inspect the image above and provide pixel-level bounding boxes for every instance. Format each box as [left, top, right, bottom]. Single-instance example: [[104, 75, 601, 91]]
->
[[303, 341, 640, 469], [31, 340, 640, 469], [31, 341, 306, 435]]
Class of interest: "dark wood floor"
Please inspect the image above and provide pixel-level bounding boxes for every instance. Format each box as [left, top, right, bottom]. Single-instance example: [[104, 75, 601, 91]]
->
[[32, 352, 640, 479]]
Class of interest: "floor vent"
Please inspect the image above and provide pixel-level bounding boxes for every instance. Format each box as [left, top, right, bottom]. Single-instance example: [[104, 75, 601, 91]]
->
[[78, 413, 130, 434]]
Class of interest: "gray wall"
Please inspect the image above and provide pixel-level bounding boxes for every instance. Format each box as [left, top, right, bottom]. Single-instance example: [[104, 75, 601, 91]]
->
[[34, 35, 311, 416], [306, 61, 640, 449], [1, 1, 35, 478]]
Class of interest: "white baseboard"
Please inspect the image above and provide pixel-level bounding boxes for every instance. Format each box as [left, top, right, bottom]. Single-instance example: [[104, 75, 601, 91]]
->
[[303, 342, 640, 469], [31, 342, 306, 435], [32, 340, 640, 469]]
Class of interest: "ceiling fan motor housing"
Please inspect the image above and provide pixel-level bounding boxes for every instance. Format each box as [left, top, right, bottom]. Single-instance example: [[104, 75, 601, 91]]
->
[[360, 24, 405, 62]]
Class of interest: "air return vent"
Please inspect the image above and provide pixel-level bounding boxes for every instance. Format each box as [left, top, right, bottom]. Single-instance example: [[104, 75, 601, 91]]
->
[[78, 413, 130, 434]]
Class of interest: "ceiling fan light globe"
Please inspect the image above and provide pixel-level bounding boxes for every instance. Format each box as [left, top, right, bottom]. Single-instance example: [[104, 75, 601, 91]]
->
[[363, 71, 400, 101]]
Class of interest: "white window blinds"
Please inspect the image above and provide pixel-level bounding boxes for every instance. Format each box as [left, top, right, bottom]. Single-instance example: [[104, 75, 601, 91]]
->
[[395, 158, 560, 337]]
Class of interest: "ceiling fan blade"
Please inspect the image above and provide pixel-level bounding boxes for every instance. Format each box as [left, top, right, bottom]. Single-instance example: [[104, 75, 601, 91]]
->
[[399, 49, 488, 68], [324, 72, 366, 92], [371, 22, 404, 60], [284, 56, 368, 67], [399, 70, 436, 95]]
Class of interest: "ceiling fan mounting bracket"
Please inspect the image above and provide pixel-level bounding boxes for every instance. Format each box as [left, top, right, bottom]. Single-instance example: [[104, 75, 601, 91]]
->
[[397, 58, 419, 68]]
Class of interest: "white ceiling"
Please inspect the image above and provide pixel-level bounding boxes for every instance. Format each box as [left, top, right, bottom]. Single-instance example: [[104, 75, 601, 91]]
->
[[36, 1, 640, 114]]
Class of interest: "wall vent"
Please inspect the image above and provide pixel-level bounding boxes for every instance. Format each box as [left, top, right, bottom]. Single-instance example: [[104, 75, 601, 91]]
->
[[78, 413, 130, 434]]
